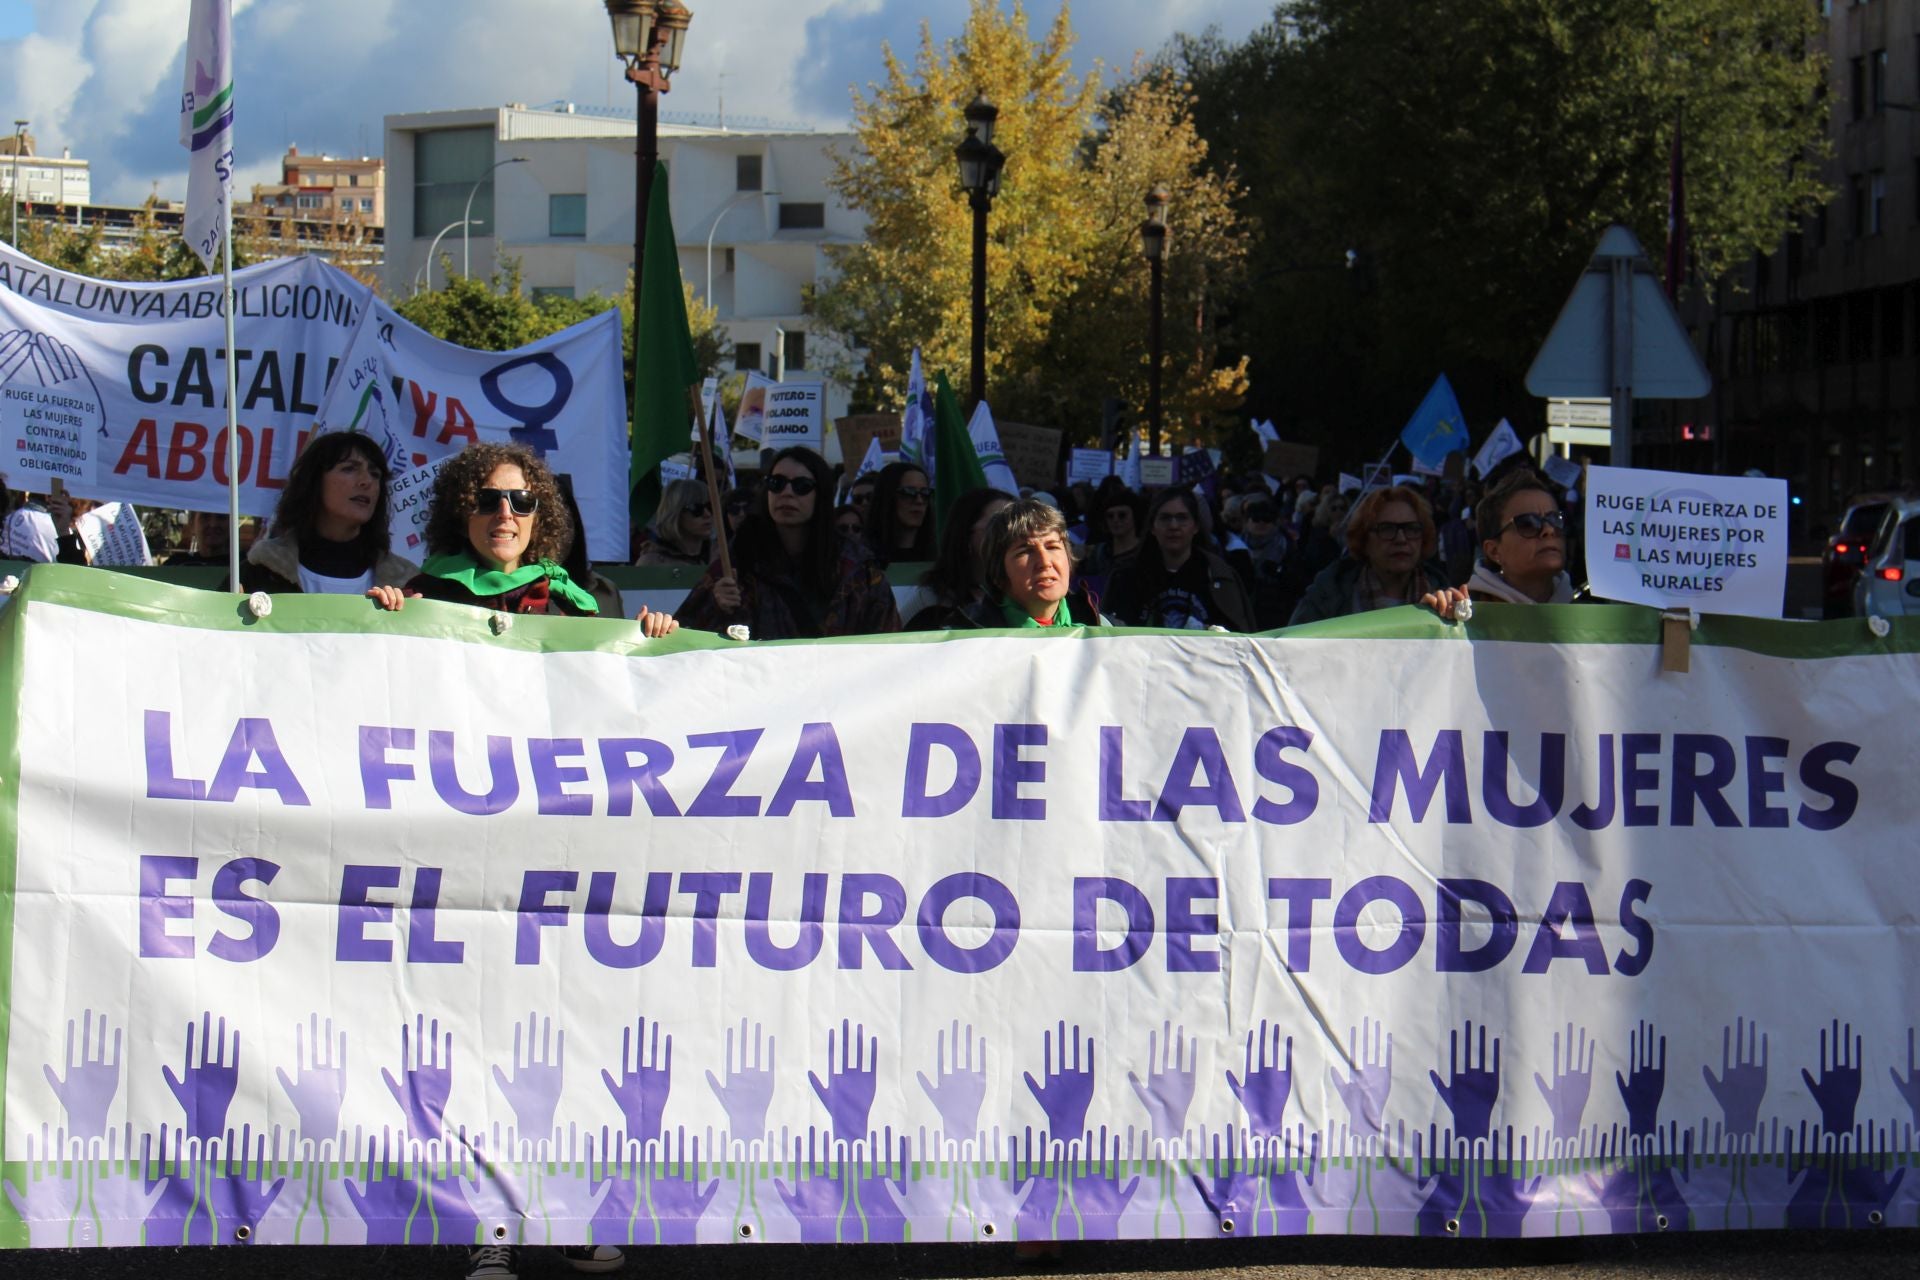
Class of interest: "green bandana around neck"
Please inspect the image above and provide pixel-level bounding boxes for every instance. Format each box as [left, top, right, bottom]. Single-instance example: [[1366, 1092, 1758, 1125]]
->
[[423, 551, 599, 614], [1000, 595, 1071, 629]]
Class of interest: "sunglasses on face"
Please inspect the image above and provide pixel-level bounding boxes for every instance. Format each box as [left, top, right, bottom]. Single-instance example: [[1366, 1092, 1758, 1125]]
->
[[896, 486, 934, 501], [726, 501, 750, 515], [686, 502, 711, 517], [474, 487, 538, 517], [1369, 520, 1423, 542], [764, 474, 817, 496], [1499, 509, 1567, 538]]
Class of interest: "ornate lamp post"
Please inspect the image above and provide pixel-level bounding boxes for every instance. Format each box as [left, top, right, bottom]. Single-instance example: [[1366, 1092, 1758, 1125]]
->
[[605, 0, 692, 316], [954, 93, 1006, 410], [1140, 184, 1169, 457]]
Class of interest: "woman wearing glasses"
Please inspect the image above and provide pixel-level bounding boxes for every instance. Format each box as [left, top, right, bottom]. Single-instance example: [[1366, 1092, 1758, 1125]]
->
[[1464, 471, 1576, 604], [678, 445, 901, 638], [634, 478, 715, 567], [376, 442, 676, 634], [1289, 485, 1453, 624], [863, 461, 937, 565]]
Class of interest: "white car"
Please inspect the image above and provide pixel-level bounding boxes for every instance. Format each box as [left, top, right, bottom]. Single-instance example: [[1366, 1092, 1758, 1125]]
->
[[1853, 494, 1920, 618]]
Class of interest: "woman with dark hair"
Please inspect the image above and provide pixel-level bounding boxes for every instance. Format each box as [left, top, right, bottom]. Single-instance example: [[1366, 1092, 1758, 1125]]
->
[[376, 442, 674, 633], [236, 431, 417, 596], [1081, 489, 1146, 582], [1289, 484, 1455, 624], [677, 445, 900, 639], [634, 478, 714, 567], [1465, 471, 1576, 604], [1102, 487, 1254, 631], [863, 461, 936, 565], [973, 499, 1106, 627], [900, 486, 1015, 630]]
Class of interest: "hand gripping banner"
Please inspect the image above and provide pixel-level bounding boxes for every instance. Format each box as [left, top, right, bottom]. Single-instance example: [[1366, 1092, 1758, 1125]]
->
[[0, 567, 1916, 1246]]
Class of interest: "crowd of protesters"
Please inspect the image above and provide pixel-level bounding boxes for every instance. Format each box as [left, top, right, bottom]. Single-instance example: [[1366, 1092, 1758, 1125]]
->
[[1, 438, 1587, 639]]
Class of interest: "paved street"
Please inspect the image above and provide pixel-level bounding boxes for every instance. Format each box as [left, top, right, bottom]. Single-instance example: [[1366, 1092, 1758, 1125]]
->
[[7, 1230, 1919, 1278]]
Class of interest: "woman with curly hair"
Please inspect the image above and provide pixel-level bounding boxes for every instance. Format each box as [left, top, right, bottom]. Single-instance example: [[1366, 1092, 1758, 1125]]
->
[[234, 431, 417, 595], [373, 442, 675, 634], [677, 445, 900, 638]]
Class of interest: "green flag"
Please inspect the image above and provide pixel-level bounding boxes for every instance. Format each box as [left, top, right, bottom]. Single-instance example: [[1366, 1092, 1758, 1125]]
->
[[932, 371, 988, 541], [629, 161, 699, 530]]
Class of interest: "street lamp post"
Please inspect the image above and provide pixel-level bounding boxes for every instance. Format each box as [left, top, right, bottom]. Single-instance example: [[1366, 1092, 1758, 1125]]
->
[[705, 188, 777, 307], [606, 0, 693, 324], [462, 157, 525, 277], [1140, 185, 1169, 458], [9, 120, 26, 245], [954, 94, 1006, 411], [420, 218, 483, 293]]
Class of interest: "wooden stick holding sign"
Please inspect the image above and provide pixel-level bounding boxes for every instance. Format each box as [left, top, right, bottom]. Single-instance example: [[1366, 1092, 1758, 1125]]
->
[[687, 384, 735, 582]]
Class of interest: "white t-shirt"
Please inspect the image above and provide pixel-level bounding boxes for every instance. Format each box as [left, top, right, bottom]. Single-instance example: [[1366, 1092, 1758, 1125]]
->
[[297, 565, 375, 595]]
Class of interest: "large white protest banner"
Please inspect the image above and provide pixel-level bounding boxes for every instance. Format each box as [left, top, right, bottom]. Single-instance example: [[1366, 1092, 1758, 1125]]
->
[[312, 301, 629, 561], [2, 567, 1914, 1247], [1585, 464, 1788, 619], [0, 243, 369, 505]]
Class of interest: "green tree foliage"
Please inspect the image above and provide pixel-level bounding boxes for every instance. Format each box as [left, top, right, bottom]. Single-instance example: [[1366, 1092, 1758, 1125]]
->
[[1177, 0, 1827, 455], [808, 0, 1252, 443]]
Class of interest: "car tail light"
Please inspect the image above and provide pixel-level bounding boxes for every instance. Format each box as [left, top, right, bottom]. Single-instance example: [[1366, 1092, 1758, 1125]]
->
[[1879, 567, 1905, 582], [1836, 543, 1851, 555]]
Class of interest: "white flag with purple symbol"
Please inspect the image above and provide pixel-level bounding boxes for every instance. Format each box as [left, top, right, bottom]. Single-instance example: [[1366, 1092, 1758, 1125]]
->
[[177, 0, 235, 271], [899, 347, 933, 473]]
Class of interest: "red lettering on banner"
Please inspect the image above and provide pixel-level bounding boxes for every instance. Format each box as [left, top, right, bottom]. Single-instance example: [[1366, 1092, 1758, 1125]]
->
[[439, 398, 477, 447], [165, 422, 211, 482], [256, 427, 311, 491], [115, 419, 163, 478], [409, 382, 439, 439], [210, 427, 258, 487]]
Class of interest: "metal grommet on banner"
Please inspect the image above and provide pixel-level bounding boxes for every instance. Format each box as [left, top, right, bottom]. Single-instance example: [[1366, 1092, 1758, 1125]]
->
[[1655, 1214, 1669, 1230], [1870, 1210, 1886, 1226], [738, 1222, 754, 1239], [1869, 614, 1891, 639], [726, 624, 752, 642], [233, 1225, 251, 1242], [489, 611, 513, 635], [246, 591, 273, 620], [1444, 1218, 1460, 1235], [979, 1222, 997, 1238], [492, 1223, 509, 1242], [1660, 607, 1696, 674], [1219, 1217, 1235, 1234]]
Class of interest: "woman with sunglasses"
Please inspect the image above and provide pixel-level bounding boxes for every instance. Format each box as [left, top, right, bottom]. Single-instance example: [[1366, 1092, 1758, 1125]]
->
[[863, 461, 936, 565], [1289, 485, 1454, 624], [634, 478, 714, 567], [1463, 471, 1577, 604], [234, 431, 418, 596], [677, 445, 900, 638], [376, 442, 676, 633]]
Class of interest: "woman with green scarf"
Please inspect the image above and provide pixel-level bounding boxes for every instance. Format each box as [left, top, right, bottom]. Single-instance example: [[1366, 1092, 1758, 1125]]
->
[[964, 498, 1106, 629], [376, 442, 677, 635]]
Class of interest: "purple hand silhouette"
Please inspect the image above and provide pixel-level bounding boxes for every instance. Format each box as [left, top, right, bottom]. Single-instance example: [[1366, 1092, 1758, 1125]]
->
[[1226, 1019, 1294, 1137], [1840, 1149, 1908, 1224], [41, 1010, 121, 1142], [1066, 1169, 1141, 1239], [491, 1011, 565, 1154], [1800, 1019, 1863, 1134], [1889, 1028, 1920, 1128], [1428, 1020, 1499, 1142], [3, 1138, 83, 1247], [381, 1015, 454, 1144], [808, 1019, 880, 1146], [275, 1014, 347, 1148], [774, 1171, 848, 1244], [853, 1172, 908, 1242], [1531, 1022, 1594, 1141], [703, 1018, 776, 1143], [1023, 1022, 1096, 1142], [534, 1166, 614, 1228], [602, 1017, 673, 1147], [1702, 1016, 1768, 1135], [916, 1020, 987, 1141], [91, 1155, 170, 1246], [1329, 1017, 1392, 1135], [642, 1169, 721, 1245], [162, 1012, 241, 1141], [1127, 1020, 1197, 1142], [1614, 1020, 1666, 1138], [205, 1144, 286, 1243], [344, 1163, 425, 1244]]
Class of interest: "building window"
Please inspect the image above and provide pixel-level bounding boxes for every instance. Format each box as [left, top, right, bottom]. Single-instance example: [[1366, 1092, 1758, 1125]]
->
[[1874, 49, 1888, 112], [783, 330, 807, 372], [737, 155, 763, 192], [349, 174, 361, 187], [549, 193, 587, 238], [1870, 170, 1886, 233], [413, 126, 496, 238], [297, 194, 323, 209], [533, 286, 576, 302], [362, 198, 376, 213], [724, 247, 736, 274], [1852, 56, 1866, 120], [733, 342, 762, 372], [1851, 175, 1867, 237], [777, 201, 826, 230]]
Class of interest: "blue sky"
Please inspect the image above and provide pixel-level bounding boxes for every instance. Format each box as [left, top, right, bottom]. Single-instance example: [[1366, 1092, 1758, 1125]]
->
[[0, 0, 1281, 206]]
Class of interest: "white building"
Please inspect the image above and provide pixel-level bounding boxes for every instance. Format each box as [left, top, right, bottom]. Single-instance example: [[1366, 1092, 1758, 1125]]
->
[[383, 102, 862, 419], [0, 132, 91, 208]]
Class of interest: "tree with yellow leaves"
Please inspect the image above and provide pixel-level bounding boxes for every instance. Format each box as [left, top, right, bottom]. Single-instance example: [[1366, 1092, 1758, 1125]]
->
[[809, 1, 1251, 445]]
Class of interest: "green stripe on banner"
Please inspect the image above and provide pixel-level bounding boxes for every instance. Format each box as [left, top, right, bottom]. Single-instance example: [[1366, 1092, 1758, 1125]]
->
[[0, 569, 22, 1244], [6, 563, 1915, 659], [192, 83, 233, 130]]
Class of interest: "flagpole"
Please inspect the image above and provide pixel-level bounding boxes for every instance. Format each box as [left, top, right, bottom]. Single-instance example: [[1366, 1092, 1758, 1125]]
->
[[687, 384, 734, 581], [222, 204, 240, 592]]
